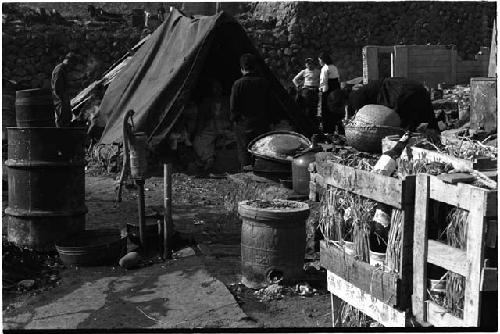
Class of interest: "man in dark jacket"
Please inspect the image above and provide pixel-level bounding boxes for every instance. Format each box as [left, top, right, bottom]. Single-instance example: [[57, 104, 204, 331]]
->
[[230, 53, 270, 170], [51, 52, 76, 127]]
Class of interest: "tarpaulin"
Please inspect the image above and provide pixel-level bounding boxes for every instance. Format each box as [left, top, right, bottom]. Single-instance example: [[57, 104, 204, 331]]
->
[[98, 9, 313, 149]]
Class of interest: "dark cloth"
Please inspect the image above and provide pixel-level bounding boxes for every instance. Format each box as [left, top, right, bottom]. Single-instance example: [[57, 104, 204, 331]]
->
[[230, 73, 270, 126], [347, 80, 382, 116], [51, 62, 71, 127], [320, 78, 342, 133], [377, 77, 438, 131], [233, 120, 268, 167]]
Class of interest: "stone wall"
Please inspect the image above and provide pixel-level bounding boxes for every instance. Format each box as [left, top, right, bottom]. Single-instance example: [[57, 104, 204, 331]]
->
[[2, 2, 496, 96], [240, 1, 496, 89], [2, 22, 143, 96]]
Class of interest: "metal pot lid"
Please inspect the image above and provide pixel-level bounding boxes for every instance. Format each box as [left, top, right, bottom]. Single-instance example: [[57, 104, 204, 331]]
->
[[248, 130, 312, 163]]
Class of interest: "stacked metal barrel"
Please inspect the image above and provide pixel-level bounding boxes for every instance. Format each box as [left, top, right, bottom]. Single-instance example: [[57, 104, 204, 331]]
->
[[5, 88, 87, 251]]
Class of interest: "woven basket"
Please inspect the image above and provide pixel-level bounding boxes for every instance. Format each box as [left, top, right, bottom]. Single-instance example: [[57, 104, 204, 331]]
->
[[345, 120, 404, 153]]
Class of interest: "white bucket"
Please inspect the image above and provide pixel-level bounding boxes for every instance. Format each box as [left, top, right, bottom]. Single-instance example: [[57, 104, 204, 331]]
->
[[369, 250, 386, 267]]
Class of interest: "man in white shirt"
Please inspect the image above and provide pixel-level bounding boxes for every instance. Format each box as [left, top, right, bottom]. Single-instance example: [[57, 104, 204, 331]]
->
[[318, 52, 342, 133], [292, 58, 320, 125]]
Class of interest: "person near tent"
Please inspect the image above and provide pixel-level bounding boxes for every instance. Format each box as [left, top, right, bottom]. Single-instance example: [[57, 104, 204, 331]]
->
[[51, 52, 76, 127], [193, 80, 231, 172], [157, 5, 166, 22], [318, 51, 342, 133], [230, 53, 270, 171], [292, 58, 320, 126]]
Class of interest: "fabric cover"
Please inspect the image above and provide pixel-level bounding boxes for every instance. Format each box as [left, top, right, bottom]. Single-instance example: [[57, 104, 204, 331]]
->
[[98, 9, 313, 150]]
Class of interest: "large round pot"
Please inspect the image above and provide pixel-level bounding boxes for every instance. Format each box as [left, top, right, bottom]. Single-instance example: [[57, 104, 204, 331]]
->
[[238, 199, 309, 288]]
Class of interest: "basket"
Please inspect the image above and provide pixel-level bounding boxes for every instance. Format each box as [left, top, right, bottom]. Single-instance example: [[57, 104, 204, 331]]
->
[[345, 120, 404, 153]]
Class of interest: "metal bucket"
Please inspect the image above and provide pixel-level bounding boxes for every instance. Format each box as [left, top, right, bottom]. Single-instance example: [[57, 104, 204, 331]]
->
[[15, 88, 55, 127], [129, 132, 148, 179], [238, 200, 309, 288], [5, 127, 87, 251]]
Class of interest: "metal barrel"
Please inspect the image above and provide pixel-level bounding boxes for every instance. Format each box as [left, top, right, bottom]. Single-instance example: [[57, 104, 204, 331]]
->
[[238, 200, 309, 289], [15, 88, 55, 127], [5, 127, 87, 251], [2, 90, 16, 142]]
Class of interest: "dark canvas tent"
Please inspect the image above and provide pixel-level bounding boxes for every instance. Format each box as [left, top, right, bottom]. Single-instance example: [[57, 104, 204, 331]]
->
[[97, 9, 313, 152]]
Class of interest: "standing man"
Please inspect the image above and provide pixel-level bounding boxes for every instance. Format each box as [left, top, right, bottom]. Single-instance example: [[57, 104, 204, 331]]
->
[[51, 52, 75, 127], [230, 53, 270, 171], [292, 58, 320, 127]]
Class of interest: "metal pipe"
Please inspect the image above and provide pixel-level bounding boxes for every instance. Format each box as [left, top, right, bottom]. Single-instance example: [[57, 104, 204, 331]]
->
[[136, 178, 146, 247], [163, 163, 173, 259]]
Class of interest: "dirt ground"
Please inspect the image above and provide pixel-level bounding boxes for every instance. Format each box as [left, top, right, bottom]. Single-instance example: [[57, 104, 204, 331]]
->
[[2, 171, 332, 329]]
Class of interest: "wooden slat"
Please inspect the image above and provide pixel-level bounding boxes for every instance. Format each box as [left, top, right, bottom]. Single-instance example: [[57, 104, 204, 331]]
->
[[463, 188, 488, 326], [330, 294, 342, 327], [408, 147, 496, 171], [427, 240, 468, 276], [413, 174, 430, 323], [317, 162, 404, 209], [327, 271, 407, 327], [486, 191, 497, 217], [429, 177, 473, 211], [426, 301, 465, 327], [481, 267, 498, 292], [398, 176, 416, 310], [437, 173, 475, 184], [320, 241, 400, 307]]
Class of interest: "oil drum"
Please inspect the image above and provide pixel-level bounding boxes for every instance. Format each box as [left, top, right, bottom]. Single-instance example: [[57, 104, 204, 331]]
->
[[5, 127, 87, 251], [15, 88, 55, 127], [238, 200, 309, 288], [2, 90, 16, 142]]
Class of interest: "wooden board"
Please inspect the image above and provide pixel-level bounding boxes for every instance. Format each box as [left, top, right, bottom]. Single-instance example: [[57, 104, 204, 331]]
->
[[426, 301, 465, 327], [427, 240, 468, 276], [315, 160, 404, 209], [408, 146, 496, 171], [327, 270, 407, 327], [320, 241, 400, 307], [481, 267, 498, 292]]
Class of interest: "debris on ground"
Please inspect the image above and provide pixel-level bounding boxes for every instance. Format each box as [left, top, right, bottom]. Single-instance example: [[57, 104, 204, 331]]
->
[[2, 238, 63, 294], [173, 247, 196, 259]]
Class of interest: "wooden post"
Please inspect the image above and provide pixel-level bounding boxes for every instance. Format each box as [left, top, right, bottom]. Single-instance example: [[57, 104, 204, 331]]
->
[[412, 174, 431, 323], [163, 163, 174, 259], [135, 179, 146, 247]]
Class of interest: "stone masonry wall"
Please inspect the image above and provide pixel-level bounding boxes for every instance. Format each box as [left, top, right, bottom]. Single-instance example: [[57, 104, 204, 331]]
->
[[2, 2, 496, 96], [2, 22, 142, 97], [241, 1, 496, 89]]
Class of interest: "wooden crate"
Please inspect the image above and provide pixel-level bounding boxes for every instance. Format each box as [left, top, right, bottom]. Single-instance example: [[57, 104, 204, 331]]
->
[[412, 173, 498, 327], [316, 154, 416, 327]]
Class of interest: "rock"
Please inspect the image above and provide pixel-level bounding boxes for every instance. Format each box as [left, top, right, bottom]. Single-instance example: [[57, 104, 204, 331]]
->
[[173, 247, 196, 259], [18, 279, 35, 290], [119, 251, 141, 269]]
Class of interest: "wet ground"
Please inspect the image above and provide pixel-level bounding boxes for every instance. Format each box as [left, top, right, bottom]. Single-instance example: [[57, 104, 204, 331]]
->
[[2, 172, 331, 329]]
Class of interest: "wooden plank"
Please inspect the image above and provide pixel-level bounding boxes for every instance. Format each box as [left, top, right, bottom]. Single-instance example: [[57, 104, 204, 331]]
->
[[429, 177, 473, 211], [393, 45, 408, 77], [413, 174, 430, 323], [481, 267, 498, 292], [426, 301, 465, 327], [408, 146, 496, 171], [320, 241, 400, 307], [427, 240, 468, 276], [463, 188, 488, 326], [486, 191, 497, 217], [437, 173, 475, 184], [327, 271, 407, 327], [398, 175, 416, 310], [318, 162, 404, 209]]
